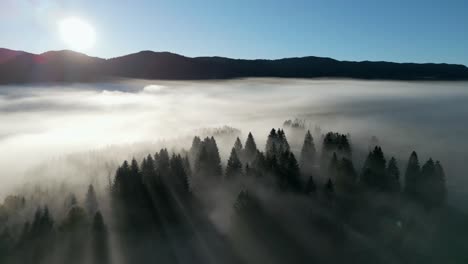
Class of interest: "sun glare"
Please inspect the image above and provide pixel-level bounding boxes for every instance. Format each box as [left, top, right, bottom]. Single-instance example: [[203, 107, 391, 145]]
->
[[58, 17, 96, 52]]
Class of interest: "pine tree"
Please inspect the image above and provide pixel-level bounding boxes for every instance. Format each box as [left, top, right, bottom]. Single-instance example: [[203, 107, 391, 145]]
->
[[205, 137, 223, 177], [155, 149, 171, 177], [85, 184, 99, 216], [234, 137, 243, 154], [277, 129, 290, 153], [336, 158, 357, 193], [300, 130, 316, 175], [328, 152, 339, 180], [141, 154, 156, 184], [170, 154, 190, 194], [278, 151, 301, 192], [433, 160, 447, 206], [360, 146, 387, 191], [324, 178, 335, 200], [244, 132, 258, 164], [387, 157, 401, 193], [226, 148, 243, 180], [404, 151, 420, 198], [304, 176, 316, 195], [91, 211, 109, 264], [266, 129, 278, 157]]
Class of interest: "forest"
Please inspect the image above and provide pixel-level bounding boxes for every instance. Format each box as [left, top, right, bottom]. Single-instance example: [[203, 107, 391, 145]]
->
[[0, 121, 466, 264]]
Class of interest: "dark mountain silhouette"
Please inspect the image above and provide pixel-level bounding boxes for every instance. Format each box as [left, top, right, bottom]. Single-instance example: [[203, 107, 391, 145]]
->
[[1, 48, 468, 83], [0, 49, 105, 83]]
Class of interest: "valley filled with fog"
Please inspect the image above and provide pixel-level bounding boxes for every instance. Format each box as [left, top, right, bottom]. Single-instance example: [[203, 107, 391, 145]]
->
[[0, 78, 467, 208]]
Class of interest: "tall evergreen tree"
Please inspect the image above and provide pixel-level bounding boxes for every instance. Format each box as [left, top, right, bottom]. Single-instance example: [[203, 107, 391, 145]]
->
[[91, 211, 110, 264], [226, 148, 243, 180], [300, 130, 316, 175], [324, 178, 335, 200], [336, 158, 357, 193], [170, 154, 190, 194], [328, 152, 339, 180], [278, 151, 301, 192], [404, 151, 421, 198], [85, 184, 98, 216], [360, 146, 387, 191], [234, 137, 243, 154], [304, 176, 317, 196], [266, 129, 278, 157], [155, 149, 171, 177], [141, 154, 157, 185], [387, 157, 401, 193], [433, 160, 447, 206], [244, 132, 258, 164]]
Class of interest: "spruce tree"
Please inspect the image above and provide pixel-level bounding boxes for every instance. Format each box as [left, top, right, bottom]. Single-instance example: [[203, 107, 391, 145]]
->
[[300, 130, 316, 175], [266, 129, 278, 157], [328, 152, 339, 180], [336, 158, 357, 193], [360, 146, 387, 191], [404, 151, 421, 198], [304, 176, 316, 195], [244, 132, 258, 163], [170, 154, 190, 194], [433, 160, 447, 206], [85, 184, 99, 216], [226, 148, 243, 180], [91, 211, 109, 264], [387, 157, 401, 193], [234, 137, 243, 154]]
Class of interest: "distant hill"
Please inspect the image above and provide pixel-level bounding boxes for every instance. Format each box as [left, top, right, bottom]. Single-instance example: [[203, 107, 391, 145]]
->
[[0, 48, 468, 83]]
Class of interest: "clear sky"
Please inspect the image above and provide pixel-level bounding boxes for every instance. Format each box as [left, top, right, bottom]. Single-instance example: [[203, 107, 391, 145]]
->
[[1, 0, 467, 65]]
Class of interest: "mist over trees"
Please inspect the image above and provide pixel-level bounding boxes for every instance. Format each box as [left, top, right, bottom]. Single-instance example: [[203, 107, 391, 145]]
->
[[0, 124, 463, 264]]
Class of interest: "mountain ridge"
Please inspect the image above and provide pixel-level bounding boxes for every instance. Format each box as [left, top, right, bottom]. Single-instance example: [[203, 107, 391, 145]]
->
[[0, 48, 467, 83]]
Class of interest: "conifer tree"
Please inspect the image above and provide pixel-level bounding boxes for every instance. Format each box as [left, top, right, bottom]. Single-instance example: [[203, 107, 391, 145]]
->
[[336, 158, 357, 193], [266, 129, 278, 157], [91, 211, 109, 264], [360, 146, 387, 191], [304, 176, 316, 195], [300, 130, 316, 174], [433, 160, 447, 206], [226, 148, 243, 180], [170, 154, 190, 194], [328, 152, 339, 180], [85, 184, 99, 216], [234, 137, 243, 155], [244, 132, 258, 163], [404, 151, 420, 198], [387, 157, 401, 193], [278, 151, 301, 192], [324, 178, 335, 200]]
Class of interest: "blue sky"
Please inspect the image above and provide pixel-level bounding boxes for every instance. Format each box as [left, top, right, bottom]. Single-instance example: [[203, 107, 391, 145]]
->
[[1, 0, 467, 65]]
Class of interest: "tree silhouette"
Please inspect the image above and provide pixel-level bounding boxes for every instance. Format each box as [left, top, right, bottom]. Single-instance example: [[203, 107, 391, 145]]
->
[[386, 157, 401, 193], [85, 184, 98, 216], [278, 151, 301, 192], [300, 130, 316, 175], [304, 176, 317, 195], [361, 146, 387, 191], [226, 148, 243, 180], [91, 211, 110, 264], [244, 132, 258, 164], [404, 151, 421, 199], [336, 158, 357, 193], [170, 154, 190, 195]]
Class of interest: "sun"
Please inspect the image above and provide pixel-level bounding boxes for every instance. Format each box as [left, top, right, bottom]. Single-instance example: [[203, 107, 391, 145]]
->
[[59, 17, 96, 52]]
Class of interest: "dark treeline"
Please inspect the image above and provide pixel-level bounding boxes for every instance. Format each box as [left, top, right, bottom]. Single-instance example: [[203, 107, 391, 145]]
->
[[0, 127, 466, 264]]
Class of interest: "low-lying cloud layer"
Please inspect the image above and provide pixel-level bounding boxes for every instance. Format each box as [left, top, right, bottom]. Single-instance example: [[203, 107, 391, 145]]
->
[[0, 78, 467, 208]]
